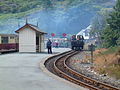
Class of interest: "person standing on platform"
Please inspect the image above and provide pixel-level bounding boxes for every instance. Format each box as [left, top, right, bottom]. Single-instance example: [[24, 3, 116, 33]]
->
[[56, 42, 58, 48], [47, 39, 52, 54]]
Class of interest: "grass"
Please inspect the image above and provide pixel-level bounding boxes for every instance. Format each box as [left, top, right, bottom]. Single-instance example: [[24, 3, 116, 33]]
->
[[0, 7, 42, 20], [94, 46, 120, 79], [108, 65, 120, 79], [99, 46, 120, 55], [100, 65, 120, 79]]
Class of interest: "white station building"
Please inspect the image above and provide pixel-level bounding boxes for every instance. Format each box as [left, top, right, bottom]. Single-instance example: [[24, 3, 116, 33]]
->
[[16, 23, 46, 53]]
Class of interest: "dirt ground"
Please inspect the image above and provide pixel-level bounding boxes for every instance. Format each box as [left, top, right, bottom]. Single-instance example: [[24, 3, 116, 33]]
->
[[91, 48, 120, 79]]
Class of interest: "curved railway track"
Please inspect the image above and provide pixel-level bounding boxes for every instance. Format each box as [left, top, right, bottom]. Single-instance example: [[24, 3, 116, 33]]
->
[[44, 51, 120, 90]]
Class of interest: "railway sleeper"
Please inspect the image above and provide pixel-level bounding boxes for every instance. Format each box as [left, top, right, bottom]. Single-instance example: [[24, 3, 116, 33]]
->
[[94, 82, 100, 87], [64, 67, 97, 86], [98, 85, 111, 90], [63, 72, 99, 90], [65, 76, 91, 89], [64, 64, 109, 89]]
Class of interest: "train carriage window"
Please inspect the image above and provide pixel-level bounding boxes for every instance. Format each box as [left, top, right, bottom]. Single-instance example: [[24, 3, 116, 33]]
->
[[1, 37, 8, 44], [10, 36, 14, 39]]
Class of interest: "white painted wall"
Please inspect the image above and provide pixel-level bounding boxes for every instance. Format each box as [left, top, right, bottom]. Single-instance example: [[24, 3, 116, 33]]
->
[[40, 35, 45, 52], [19, 28, 36, 52]]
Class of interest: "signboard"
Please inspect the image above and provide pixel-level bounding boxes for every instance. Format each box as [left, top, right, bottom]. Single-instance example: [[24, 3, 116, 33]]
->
[[51, 33, 55, 37], [62, 33, 66, 37], [88, 44, 95, 51]]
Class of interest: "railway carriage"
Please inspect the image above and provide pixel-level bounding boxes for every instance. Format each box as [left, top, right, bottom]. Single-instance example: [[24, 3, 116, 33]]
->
[[0, 34, 18, 53], [71, 35, 84, 51]]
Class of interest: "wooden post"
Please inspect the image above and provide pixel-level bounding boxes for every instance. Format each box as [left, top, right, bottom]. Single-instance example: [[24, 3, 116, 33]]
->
[[91, 44, 94, 63], [88, 44, 95, 64]]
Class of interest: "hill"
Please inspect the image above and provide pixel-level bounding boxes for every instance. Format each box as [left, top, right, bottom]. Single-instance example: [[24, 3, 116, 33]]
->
[[0, 0, 115, 35], [0, 0, 115, 14], [0, 0, 42, 13]]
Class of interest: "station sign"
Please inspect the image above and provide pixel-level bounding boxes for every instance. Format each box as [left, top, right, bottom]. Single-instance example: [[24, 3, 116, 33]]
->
[[88, 44, 95, 51], [51, 33, 55, 37], [62, 33, 66, 37]]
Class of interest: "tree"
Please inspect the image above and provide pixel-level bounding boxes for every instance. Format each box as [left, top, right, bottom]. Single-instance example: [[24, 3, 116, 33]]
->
[[101, 27, 117, 48], [90, 8, 110, 36], [42, 0, 54, 10], [90, 8, 109, 47], [116, 37, 120, 45], [101, 0, 120, 48]]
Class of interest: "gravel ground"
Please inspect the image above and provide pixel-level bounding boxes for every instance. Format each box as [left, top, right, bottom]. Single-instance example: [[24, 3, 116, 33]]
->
[[69, 51, 120, 89]]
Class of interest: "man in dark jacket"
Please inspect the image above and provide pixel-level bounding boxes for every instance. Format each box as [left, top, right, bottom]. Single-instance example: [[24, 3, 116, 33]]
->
[[47, 39, 52, 54]]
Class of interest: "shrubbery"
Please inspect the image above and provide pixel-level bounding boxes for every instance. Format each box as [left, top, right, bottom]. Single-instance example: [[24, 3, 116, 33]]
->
[[101, 0, 120, 48]]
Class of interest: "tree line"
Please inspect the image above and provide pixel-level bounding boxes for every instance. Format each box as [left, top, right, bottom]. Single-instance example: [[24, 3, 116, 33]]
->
[[0, 0, 43, 13], [0, 0, 113, 14], [90, 0, 120, 48]]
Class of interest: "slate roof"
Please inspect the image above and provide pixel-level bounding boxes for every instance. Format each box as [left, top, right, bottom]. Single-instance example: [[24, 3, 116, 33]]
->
[[0, 34, 18, 37], [15, 23, 47, 34]]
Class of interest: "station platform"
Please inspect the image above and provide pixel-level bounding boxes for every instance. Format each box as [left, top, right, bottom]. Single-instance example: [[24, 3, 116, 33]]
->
[[0, 48, 87, 90]]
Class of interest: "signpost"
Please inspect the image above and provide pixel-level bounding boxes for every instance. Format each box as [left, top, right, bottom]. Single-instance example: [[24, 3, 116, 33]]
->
[[51, 33, 55, 37], [62, 33, 66, 37], [88, 44, 95, 64]]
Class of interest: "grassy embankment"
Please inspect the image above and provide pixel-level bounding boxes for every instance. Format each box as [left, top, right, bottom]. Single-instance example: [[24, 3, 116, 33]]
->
[[93, 46, 120, 79]]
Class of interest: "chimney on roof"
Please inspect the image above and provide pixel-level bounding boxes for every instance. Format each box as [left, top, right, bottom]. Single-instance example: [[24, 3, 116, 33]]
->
[[26, 17, 28, 24], [37, 22, 39, 27]]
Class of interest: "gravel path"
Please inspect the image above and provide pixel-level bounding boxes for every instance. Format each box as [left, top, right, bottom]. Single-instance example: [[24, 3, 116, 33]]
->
[[69, 51, 120, 89]]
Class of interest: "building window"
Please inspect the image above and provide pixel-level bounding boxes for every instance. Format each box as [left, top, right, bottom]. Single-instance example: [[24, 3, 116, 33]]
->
[[1, 37, 8, 44]]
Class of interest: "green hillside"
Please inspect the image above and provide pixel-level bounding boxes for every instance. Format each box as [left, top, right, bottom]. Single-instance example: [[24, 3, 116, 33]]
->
[[0, 0, 114, 14], [0, 0, 115, 34], [0, 0, 42, 13]]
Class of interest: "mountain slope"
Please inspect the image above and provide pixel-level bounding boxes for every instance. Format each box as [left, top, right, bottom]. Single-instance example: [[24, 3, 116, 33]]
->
[[0, 0, 43, 13], [0, 0, 115, 35]]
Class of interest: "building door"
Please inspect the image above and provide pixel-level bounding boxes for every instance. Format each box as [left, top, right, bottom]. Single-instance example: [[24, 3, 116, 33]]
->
[[36, 36, 39, 52], [39, 35, 42, 52]]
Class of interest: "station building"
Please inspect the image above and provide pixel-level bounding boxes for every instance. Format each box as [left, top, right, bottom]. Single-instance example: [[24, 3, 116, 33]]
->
[[15, 23, 46, 53]]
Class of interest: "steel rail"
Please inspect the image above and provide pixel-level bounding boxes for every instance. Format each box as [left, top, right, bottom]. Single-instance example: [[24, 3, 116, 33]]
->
[[54, 51, 99, 90], [64, 52, 120, 90], [53, 51, 120, 90], [45, 50, 120, 90]]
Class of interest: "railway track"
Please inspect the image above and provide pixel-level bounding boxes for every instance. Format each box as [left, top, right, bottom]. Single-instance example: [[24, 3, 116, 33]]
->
[[45, 51, 120, 90]]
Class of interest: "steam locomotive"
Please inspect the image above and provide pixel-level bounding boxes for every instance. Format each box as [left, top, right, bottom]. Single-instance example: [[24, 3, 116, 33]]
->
[[71, 35, 84, 51]]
